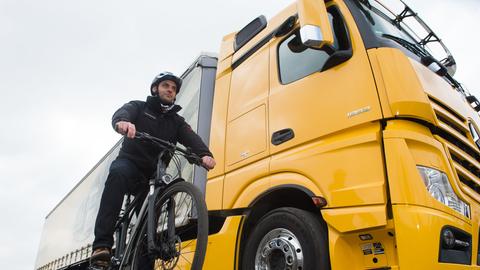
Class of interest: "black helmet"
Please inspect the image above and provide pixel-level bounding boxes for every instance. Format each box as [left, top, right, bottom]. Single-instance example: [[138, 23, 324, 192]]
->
[[150, 72, 182, 95]]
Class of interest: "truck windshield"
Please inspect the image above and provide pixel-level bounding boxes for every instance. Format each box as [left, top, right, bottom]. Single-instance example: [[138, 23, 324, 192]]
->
[[356, 0, 429, 59], [352, 0, 467, 96]]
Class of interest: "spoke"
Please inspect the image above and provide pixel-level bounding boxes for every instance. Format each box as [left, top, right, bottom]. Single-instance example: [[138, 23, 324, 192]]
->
[[182, 239, 195, 249], [179, 253, 193, 265], [179, 250, 196, 254], [177, 194, 194, 226], [145, 190, 202, 270], [177, 193, 190, 211]]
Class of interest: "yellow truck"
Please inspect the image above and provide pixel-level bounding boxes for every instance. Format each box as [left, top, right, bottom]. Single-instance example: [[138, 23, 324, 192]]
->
[[203, 0, 480, 269], [36, 0, 480, 269]]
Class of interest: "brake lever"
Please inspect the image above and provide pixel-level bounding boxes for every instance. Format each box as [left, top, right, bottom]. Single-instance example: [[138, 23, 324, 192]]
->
[[134, 131, 148, 139]]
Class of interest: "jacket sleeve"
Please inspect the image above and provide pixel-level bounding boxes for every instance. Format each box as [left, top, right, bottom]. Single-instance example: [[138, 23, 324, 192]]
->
[[177, 117, 213, 158], [111, 101, 142, 130]]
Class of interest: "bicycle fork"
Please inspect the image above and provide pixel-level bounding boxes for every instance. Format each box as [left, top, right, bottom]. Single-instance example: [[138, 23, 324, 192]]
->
[[146, 180, 178, 261], [147, 180, 160, 257]]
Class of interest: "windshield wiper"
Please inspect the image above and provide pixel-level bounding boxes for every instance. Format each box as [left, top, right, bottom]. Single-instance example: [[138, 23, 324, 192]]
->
[[382, 34, 466, 95], [382, 34, 428, 58]]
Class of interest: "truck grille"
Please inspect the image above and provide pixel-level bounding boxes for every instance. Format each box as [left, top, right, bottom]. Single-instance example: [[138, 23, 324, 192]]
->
[[429, 96, 480, 200]]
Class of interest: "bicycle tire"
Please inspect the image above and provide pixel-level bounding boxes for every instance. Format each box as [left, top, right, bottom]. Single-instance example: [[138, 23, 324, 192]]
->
[[130, 181, 208, 270]]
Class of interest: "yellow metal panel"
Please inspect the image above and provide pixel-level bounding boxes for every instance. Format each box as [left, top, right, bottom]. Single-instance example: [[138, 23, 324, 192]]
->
[[216, 55, 233, 79], [393, 205, 472, 269], [205, 176, 224, 210], [225, 105, 267, 167], [203, 216, 243, 269], [411, 58, 475, 121], [322, 205, 387, 233], [226, 40, 269, 171], [371, 47, 480, 139], [177, 216, 243, 270], [328, 220, 397, 269], [383, 120, 471, 224], [367, 49, 393, 118], [232, 176, 270, 209], [223, 158, 269, 209], [270, 123, 386, 208], [329, 181, 385, 208], [208, 70, 231, 178], [384, 128, 445, 207], [228, 45, 269, 121], [269, 172, 324, 197], [373, 48, 436, 123], [383, 118, 433, 138], [218, 32, 235, 62]]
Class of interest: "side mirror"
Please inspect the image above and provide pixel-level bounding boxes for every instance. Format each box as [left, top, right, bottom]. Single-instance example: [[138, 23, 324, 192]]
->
[[297, 0, 334, 49]]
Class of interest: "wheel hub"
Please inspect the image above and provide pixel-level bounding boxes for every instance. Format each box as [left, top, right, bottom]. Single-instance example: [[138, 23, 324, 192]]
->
[[255, 228, 304, 270]]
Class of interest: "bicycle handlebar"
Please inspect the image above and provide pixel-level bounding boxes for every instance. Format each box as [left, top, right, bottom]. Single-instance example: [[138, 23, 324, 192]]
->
[[134, 131, 205, 168]]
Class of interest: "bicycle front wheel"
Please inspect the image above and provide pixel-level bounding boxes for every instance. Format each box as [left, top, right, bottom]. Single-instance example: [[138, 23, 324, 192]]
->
[[131, 181, 208, 270]]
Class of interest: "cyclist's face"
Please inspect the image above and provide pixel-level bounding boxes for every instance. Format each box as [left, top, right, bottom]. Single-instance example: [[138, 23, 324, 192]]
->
[[155, 80, 177, 104]]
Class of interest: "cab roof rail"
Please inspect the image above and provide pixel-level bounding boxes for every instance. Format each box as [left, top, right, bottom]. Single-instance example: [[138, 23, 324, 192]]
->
[[365, 0, 456, 76]]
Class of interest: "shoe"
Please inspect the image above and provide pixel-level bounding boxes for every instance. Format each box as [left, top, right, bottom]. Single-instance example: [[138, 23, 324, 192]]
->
[[89, 248, 111, 269]]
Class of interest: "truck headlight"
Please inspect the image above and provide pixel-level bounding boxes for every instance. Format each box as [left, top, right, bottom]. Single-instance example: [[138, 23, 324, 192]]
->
[[417, 166, 470, 218]]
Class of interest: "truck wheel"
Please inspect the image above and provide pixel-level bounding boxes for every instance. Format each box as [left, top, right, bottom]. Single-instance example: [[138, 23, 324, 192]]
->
[[242, 207, 330, 270]]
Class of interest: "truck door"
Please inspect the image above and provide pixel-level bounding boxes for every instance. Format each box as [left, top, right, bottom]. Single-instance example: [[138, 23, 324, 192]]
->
[[268, 2, 386, 210]]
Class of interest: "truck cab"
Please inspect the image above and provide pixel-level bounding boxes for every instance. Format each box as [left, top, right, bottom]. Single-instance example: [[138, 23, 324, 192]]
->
[[204, 0, 480, 269]]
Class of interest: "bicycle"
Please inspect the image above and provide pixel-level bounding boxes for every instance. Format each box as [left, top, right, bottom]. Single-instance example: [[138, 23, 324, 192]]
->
[[90, 131, 209, 270]]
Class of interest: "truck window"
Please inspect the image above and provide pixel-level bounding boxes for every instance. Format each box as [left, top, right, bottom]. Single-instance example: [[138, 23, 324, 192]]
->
[[278, 6, 349, 84], [353, 0, 431, 60], [356, 1, 417, 44]]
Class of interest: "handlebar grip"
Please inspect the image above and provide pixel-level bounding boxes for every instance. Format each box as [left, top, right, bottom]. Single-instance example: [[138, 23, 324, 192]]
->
[[185, 154, 210, 171]]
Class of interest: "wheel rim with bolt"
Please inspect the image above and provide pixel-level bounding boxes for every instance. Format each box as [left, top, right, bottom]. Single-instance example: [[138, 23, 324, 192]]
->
[[255, 228, 304, 270]]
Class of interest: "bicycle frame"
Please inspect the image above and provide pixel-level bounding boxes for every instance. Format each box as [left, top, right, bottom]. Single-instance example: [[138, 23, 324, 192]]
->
[[112, 149, 173, 269]]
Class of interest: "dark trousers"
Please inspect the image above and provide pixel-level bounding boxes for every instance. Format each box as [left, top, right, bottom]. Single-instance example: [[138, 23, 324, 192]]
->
[[93, 158, 150, 250]]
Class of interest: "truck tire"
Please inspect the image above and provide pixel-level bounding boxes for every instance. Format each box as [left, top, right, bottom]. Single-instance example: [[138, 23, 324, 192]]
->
[[242, 207, 330, 270]]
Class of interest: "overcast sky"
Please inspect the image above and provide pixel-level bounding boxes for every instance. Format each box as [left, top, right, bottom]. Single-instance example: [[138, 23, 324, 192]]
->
[[0, 1, 479, 270]]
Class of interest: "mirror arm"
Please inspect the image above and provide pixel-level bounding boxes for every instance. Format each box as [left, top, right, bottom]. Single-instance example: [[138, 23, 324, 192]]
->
[[321, 48, 353, 71]]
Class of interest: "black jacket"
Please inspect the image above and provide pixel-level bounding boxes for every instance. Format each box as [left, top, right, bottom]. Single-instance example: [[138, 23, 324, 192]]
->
[[112, 96, 212, 172]]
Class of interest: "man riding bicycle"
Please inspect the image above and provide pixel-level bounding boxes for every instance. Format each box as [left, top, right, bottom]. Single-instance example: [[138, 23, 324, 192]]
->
[[90, 72, 216, 268]]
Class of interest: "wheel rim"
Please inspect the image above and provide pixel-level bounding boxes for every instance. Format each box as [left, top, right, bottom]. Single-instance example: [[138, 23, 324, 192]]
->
[[154, 192, 197, 269], [255, 228, 304, 270], [130, 182, 208, 270]]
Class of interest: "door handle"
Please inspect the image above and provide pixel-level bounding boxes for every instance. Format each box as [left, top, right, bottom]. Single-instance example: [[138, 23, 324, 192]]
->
[[271, 128, 295, 146]]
